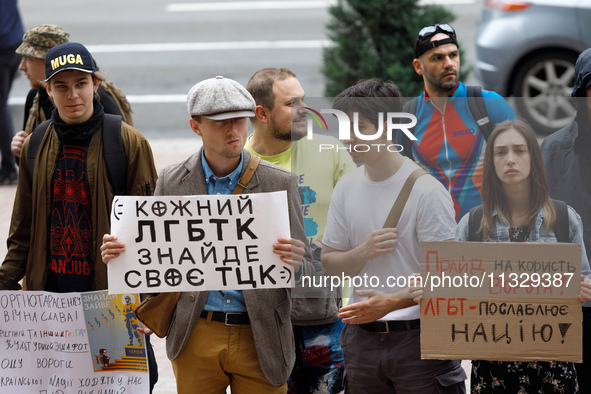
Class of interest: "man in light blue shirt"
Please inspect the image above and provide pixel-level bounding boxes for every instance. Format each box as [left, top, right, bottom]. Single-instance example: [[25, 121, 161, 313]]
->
[[103, 76, 313, 393], [201, 152, 247, 313]]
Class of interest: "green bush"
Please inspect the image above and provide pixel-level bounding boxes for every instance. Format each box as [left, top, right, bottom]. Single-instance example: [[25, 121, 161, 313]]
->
[[323, 0, 462, 97]]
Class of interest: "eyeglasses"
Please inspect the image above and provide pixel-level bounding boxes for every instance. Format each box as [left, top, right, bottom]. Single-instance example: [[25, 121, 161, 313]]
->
[[417, 23, 456, 39]]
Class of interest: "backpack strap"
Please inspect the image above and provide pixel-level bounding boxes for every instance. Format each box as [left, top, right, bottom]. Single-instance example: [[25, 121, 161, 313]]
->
[[551, 199, 569, 243], [24, 91, 46, 135], [401, 98, 418, 161], [383, 168, 427, 228], [466, 86, 493, 141], [468, 204, 484, 242], [102, 114, 128, 196], [26, 119, 52, 177], [232, 155, 260, 194], [99, 80, 134, 126]]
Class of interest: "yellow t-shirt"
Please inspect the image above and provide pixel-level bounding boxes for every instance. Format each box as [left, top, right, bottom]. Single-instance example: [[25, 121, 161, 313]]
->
[[245, 134, 356, 245]]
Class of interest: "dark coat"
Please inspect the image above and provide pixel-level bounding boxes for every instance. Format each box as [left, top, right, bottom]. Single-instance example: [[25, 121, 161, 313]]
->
[[541, 48, 591, 263]]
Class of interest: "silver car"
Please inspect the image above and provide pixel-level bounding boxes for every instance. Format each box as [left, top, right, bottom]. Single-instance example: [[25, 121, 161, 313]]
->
[[475, 0, 591, 134]]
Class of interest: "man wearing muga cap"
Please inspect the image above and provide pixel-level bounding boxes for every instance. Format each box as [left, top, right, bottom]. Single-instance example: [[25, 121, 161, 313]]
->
[[102, 76, 314, 393], [0, 40, 158, 375], [11, 24, 125, 160]]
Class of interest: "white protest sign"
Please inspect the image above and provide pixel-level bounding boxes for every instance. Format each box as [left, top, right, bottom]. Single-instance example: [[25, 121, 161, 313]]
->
[[0, 290, 148, 393], [108, 191, 293, 293]]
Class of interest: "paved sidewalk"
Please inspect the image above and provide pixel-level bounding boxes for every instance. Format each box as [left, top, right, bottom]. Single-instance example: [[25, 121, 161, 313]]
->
[[151, 336, 176, 393]]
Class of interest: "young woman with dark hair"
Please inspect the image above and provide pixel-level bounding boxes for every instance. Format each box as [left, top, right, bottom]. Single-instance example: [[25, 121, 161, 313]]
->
[[456, 119, 591, 393]]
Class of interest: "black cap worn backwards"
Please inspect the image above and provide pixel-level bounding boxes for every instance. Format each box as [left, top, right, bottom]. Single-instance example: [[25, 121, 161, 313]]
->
[[414, 23, 458, 58]]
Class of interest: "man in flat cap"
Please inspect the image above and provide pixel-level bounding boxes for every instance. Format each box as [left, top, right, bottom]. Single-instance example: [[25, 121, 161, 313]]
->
[[0, 42, 159, 389], [11, 24, 125, 159], [102, 76, 313, 393]]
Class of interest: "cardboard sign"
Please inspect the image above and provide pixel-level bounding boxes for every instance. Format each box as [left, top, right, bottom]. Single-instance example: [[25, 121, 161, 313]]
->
[[420, 242, 583, 362], [107, 192, 293, 293], [420, 242, 581, 298], [0, 290, 148, 393], [420, 297, 582, 362]]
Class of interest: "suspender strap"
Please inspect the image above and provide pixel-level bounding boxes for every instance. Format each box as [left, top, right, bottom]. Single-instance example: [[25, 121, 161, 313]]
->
[[232, 155, 261, 194], [383, 168, 428, 228]]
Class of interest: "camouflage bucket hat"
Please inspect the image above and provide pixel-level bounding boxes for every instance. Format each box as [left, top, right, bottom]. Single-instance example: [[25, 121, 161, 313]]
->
[[15, 24, 70, 59]]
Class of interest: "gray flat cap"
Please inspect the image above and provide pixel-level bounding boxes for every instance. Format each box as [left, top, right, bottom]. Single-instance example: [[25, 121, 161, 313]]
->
[[187, 76, 256, 120]]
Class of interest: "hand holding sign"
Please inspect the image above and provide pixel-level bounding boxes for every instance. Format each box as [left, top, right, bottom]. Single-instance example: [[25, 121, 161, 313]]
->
[[580, 275, 591, 302], [107, 192, 293, 294], [273, 237, 305, 272], [101, 234, 126, 264], [408, 273, 424, 303]]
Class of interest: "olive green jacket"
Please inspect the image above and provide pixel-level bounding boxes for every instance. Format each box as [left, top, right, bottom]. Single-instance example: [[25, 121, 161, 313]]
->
[[0, 122, 157, 291]]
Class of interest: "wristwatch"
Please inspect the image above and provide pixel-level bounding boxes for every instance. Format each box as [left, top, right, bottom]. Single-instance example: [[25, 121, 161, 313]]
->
[[311, 243, 322, 261]]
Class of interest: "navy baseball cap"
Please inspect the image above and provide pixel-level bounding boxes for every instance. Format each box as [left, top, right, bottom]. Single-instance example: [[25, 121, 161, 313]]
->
[[45, 42, 96, 81]]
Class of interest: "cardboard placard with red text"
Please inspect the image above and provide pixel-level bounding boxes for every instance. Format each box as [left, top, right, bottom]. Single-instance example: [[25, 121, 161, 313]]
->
[[419, 242, 583, 362]]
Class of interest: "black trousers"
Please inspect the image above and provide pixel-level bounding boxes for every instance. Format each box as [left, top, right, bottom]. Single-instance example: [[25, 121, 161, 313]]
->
[[0, 44, 20, 174], [145, 332, 159, 392]]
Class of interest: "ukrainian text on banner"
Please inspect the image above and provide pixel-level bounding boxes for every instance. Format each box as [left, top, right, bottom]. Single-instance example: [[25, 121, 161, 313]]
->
[[419, 241, 583, 362], [107, 191, 293, 293], [0, 290, 148, 393]]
